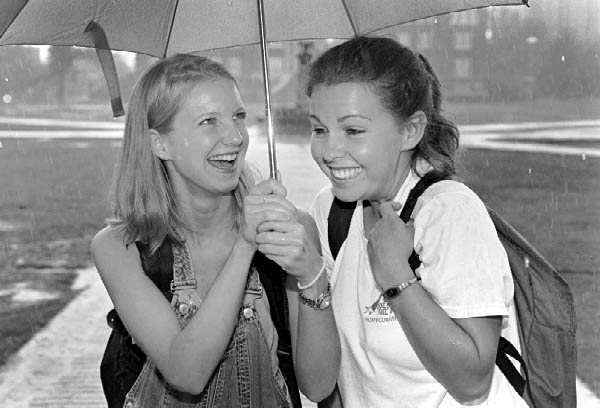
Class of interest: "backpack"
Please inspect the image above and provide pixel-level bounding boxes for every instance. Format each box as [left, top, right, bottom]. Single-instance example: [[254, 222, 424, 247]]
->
[[327, 173, 577, 408]]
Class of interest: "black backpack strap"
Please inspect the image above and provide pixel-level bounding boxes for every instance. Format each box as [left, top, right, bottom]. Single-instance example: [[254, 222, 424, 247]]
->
[[328, 198, 357, 260], [496, 336, 529, 396], [399, 173, 448, 222], [253, 252, 302, 408], [327, 173, 448, 266], [400, 173, 449, 272]]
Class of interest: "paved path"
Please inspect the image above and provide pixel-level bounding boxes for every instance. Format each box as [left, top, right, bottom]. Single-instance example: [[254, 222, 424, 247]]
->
[[0, 267, 318, 408]]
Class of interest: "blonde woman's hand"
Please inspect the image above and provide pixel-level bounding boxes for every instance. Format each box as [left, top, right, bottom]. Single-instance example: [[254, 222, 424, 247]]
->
[[240, 179, 293, 248], [367, 201, 415, 290]]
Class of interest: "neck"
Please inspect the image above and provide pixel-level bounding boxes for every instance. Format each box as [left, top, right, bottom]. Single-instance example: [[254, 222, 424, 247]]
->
[[177, 194, 237, 235], [378, 160, 413, 203]]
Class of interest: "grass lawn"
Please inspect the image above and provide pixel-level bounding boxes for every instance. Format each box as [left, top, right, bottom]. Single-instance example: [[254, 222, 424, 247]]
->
[[0, 115, 598, 393]]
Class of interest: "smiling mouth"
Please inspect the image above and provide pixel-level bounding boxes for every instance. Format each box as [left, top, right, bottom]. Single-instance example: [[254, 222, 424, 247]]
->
[[330, 167, 363, 181], [207, 153, 239, 169]]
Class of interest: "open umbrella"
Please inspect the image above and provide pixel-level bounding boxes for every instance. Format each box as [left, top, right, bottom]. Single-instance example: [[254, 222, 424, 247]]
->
[[0, 0, 528, 178]]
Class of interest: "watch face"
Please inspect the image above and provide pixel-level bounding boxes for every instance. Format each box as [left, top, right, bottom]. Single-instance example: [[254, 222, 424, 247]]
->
[[318, 295, 332, 310], [384, 287, 401, 300]]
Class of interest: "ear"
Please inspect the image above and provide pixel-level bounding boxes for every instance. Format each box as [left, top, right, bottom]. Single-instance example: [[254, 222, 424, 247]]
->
[[149, 129, 171, 160], [400, 110, 427, 151]]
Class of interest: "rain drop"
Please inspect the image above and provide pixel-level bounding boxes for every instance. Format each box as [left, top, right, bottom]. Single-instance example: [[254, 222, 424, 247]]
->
[[582, 153, 586, 161], [226, 0, 233, 6], [528, 168, 532, 174], [561, 55, 565, 62], [434, 18, 438, 24], [524, 256, 530, 268]]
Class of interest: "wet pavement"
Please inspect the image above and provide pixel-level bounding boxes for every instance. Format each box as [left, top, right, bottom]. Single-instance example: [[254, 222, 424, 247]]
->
[[0, 267, 318, 408]]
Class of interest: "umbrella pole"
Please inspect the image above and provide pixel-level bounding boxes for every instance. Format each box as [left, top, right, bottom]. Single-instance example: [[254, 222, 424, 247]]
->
[[256, 0, 277, 179]]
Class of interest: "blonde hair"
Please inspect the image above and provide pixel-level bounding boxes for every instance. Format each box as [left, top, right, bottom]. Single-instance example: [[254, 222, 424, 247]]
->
[[109, 54, 256, 253]]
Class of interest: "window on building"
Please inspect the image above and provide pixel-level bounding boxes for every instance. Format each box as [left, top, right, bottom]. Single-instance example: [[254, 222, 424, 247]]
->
[[454, 32, 473, 50], [455, 57, 472, 78], [450, 10, 479, 26], [396, 32, 412, 47], [417, 31, 433, 50]]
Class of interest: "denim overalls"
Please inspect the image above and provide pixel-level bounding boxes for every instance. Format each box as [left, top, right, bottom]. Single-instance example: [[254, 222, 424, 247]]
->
[[122, 236, 292, 408]]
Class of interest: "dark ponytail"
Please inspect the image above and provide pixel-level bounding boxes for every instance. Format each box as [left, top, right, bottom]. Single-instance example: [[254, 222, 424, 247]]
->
[[416, 53, 459, 178]]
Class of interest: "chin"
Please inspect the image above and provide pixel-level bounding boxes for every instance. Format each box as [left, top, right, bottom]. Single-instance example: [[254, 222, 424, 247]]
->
[[331, 185, 365, 203]]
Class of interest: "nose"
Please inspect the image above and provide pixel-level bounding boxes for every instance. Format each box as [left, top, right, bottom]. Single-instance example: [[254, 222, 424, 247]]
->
[[222, 121, 245, 146], [322, 132, 346, 163]]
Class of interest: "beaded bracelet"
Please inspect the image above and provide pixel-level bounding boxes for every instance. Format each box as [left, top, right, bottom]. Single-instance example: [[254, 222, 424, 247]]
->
[[297, 257, 328, 290]]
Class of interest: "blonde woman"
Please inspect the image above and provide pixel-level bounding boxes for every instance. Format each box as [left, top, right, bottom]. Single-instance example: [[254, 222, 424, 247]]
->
[[91, 54, 300, 407]]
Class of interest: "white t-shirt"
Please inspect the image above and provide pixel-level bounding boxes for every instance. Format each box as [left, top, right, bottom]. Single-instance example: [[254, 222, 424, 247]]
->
[[311, 170, 528, 408]]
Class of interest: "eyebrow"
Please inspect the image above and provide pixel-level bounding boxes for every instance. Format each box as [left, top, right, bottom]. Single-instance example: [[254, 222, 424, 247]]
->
[[338, 114, 372, 122], [308, 114, 372, 123]]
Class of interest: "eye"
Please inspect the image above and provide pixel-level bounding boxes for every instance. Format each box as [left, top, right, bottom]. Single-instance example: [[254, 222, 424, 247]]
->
[[234, 111, 247, 121], [345, 127, 365, 136], [311, 126, 328, 136], [199, 117, 217, 126]]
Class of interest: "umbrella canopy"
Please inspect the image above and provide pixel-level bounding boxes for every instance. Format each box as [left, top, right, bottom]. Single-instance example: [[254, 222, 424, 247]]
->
[[0, 0, 528, 55], [0, 0, 529, 177]]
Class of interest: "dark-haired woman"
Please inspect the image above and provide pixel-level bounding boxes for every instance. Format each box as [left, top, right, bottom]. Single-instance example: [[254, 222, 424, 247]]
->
[[255, 37, 527, 407]]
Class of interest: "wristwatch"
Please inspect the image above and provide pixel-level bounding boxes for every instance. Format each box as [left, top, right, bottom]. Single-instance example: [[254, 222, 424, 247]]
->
[[382, 276, 419, 301], [299, 282, 332, 310]]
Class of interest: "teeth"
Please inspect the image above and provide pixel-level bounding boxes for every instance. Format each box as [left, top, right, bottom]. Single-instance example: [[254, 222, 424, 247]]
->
[[331, 167, 363, 180], [208, 153, 237, 161]]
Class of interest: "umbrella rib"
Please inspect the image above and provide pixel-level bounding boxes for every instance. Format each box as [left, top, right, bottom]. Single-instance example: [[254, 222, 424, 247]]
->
[[339, 0, 358, 36], [0, 2, 29, 39], [163, 0, 180, 58]]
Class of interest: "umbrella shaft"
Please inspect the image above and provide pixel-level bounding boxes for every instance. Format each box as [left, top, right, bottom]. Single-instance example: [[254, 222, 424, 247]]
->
[[257, 0, 277, 179]]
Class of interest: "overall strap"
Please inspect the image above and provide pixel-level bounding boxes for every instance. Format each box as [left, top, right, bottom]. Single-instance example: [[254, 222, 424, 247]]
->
[[170, 231, 197, 294]]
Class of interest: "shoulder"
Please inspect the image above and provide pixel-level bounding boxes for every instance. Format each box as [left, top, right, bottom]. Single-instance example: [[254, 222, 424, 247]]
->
[[413, 179, 498, 242], [90, 225, 126, 253], [90, 226, 140, 272], [417, 179, 488, 219]]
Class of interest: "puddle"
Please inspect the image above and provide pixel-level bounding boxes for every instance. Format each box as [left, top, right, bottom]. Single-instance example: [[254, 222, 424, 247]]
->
[[12, 288, 60, 303], [0, 220, 25, 232]]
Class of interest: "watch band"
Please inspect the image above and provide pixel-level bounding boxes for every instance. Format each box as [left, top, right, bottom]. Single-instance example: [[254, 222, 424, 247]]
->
[[298, 282, 332, 310], [382, 276, 419, 300]]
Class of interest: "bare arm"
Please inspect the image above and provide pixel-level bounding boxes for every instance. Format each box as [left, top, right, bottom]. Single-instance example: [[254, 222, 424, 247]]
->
[[367, 202, 500, 403], [91, 227, 255, 394], [251, 179, 340, 402], [283, 211, 340, 402], [387, 282, 501, 403]]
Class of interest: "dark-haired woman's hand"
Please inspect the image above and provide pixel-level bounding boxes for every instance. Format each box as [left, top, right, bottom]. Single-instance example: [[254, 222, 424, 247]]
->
[[367, 201, 415, 290]]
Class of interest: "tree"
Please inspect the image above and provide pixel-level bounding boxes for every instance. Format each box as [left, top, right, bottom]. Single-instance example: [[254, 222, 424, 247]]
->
[[47, 46, 78, 105]]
